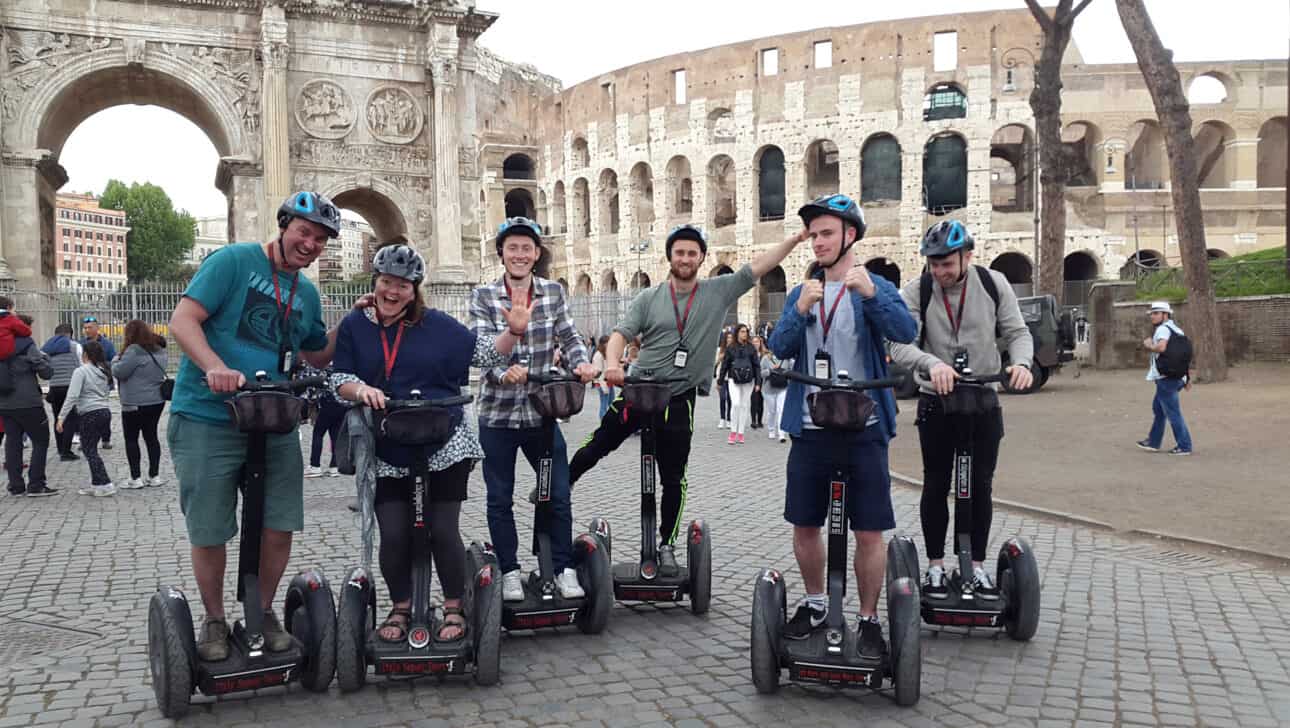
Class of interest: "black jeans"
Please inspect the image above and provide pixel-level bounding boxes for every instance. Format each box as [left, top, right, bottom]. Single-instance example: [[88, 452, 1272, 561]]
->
[[750, 389, 764, 426], [46, 386, 79, 455], [374, 462, 471, 604], [309, 400, 345, 468], [916, 394, 1004, 562], [79, 409, 113, 485], [3, 406, 50, 491], [717, 379, 731, 421], [122, 403, 164, 480], [569, 389, 696, 545]]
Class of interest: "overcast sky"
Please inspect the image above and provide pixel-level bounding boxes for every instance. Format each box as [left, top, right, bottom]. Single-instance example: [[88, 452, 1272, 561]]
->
[[60, 0, 1288, 220]]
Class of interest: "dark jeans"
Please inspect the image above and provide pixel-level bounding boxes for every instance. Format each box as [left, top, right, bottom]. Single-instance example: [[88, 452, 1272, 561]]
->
[[122, 403, 164, 479], [479, 423, 574, 573], [915, 395, 1004, 562], [309, 400, 345, 468], [79, 409, 113, 485], [750, 389, 764, 426], [3, 406, 49, 491], [374, 468, 469, 603], [1147, 377, 1192, 451], [717, 379, 731, 420], [46, 386, 79, 455], [569, 389, 696, 545]]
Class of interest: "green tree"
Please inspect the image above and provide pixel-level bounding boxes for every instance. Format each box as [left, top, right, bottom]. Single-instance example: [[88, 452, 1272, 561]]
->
[[100, 179, 196, 282]]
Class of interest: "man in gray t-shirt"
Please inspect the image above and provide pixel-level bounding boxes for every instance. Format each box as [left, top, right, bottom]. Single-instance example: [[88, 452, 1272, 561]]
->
[[568, 223, 808, 568]]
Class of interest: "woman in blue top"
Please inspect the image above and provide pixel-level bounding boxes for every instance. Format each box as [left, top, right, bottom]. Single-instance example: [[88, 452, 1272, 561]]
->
[[331, 241, 531, 643]]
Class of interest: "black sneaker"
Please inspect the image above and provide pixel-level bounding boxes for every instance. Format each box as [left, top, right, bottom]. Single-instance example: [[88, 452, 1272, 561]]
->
[[59, 452, 80, 462], [7, 487, 24, 496], [783, 600, 827, 640], [1167, 447, 1192, 456], [658, 544, 678, 571], [856, 617, 887, 660], [1135, 439, 1159, 452], [970, 567, 1001, 600], [101, 441, 113, 450], [924, 565, 949, 600], [25, 485, 58, 498]]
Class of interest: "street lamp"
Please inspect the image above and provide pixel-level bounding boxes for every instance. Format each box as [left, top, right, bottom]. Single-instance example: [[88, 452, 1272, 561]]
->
[[630, 239, 651, 289], [1001, 47, 1041, 275]]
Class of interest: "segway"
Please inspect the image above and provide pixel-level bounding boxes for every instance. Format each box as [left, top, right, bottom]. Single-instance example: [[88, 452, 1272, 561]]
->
[[586, 373, 711, 613], [751, 368, 920, 705], [886, 355, 1040, 641], [335, 389, 502, 690], [501, 369, 613, 633], [148, 372, 336, 719]]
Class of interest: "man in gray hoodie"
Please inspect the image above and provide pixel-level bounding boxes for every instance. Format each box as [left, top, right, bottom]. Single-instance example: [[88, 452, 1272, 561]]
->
[[42, 323, 83, 461], [2, 331, 56, 496]]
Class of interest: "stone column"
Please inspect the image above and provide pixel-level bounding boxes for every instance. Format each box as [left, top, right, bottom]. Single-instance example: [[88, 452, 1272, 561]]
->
[[1226, 138, 1259, 190], [216, 156, 265, 243], [0, 149, 55, 287], [427, 21, 466, 283], [1099, 139, 1127, 193], [259, 3, 291, 242]]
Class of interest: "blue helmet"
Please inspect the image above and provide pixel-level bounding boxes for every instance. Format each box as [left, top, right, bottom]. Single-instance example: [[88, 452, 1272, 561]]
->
[[797, 193, 867, 239], [920, 220, 975, 258], [496, 216, 543, 254], [276, 191, 341, 238]]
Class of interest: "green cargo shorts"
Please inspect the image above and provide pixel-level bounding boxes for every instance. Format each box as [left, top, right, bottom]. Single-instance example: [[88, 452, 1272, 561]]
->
[[167, 413, 305, 547]]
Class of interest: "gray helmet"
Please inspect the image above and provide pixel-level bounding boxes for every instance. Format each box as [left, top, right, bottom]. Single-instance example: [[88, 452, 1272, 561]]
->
[[372, 243, 425, 284]]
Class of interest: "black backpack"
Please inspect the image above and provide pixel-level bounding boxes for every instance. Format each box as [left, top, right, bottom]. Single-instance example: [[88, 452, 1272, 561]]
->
[[917, 265, 1001, 349], [1155, 326, 1193, 379]]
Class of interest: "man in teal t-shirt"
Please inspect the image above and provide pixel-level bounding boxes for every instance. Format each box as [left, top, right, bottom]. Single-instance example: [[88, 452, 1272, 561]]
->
[[167, 191, 368, 662]]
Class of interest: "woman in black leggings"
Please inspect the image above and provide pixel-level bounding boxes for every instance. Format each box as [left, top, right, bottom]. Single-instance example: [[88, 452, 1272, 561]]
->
[[112, 320, 168, 489]]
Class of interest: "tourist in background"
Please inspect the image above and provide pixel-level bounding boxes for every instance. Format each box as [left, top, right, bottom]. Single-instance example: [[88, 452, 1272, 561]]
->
[[81, 316, 117, 450], [42, 323, 83, 462], [760, 345, 790, 443], [57, 341, 115, 497], [749, 335, 766, 429], [714, 329, 734, 428], [113, 320, 169, 489], [719, 323, 760, 445]]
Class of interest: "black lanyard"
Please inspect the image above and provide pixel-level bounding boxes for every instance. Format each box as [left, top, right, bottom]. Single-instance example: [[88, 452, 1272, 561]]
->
[[818, 285, 846, 345]]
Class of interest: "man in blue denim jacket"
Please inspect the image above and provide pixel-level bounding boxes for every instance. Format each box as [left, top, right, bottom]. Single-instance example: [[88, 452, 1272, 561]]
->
[[768, 194, 916, 659]]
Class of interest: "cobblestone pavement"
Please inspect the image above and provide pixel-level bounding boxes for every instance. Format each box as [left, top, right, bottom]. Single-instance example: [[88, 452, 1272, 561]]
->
[[2, 395, 1289, 727]]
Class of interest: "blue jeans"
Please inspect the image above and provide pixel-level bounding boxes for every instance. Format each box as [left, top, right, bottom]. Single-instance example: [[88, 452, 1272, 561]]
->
[[1148, 378, 1192, 452], [598, 387, 615, 420], [479, 422, 574, 573]]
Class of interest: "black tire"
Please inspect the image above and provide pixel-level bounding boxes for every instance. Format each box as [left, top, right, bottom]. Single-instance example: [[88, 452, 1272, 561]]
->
[[147, 587, 194, 719], [586, 517, 612, 561], [885, 533, 921, 602], [335, 568, 371, 693], [686, 520, 712, 615], [473, 550, 503, 686], [998, 538, 1041, 641], [750, 568, 785, 694], [886, 577, 921, 707], [285, 571, 337, 692], [576, 534, 613, 634]]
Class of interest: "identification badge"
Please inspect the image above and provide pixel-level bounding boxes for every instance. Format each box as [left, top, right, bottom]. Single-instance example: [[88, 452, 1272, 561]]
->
[[278, 348, 294, 374], [673, 346, 689, 368], [814, 350, 831, 380]]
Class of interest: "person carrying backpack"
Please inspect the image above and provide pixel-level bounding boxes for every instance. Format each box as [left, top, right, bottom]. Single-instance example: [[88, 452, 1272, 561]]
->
[[1136, 301, 1193, 455]]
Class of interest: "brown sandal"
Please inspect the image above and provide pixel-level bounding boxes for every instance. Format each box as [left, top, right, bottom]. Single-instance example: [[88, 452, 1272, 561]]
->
[[378, 607, 411, 643], [436, 606, 467, 642]]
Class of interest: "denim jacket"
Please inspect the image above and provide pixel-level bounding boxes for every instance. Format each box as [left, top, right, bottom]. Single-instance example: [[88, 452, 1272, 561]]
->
[[768, 277, 916, 442]]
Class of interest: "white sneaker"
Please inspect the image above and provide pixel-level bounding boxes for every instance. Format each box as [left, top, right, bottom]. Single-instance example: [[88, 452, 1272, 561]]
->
[[327, 467, 342, 478], [72, 434, 81, 446], [121, 478, 147, 490], [304, 466, 325, 479], [556, 568, 585, 599], [78, 484, 94, 496], [146, 475, 167, 487], [92, 483, 116, 497], [502, 569, 524, 602], [717, 419, 727, 429]]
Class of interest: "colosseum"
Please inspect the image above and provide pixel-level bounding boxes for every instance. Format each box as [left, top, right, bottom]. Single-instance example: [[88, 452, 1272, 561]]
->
[[473, 7, 1287, 328]]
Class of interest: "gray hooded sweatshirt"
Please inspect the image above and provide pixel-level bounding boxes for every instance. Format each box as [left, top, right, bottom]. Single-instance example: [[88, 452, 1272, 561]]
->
[[58, 364, 112, 421], [112, 344, 168, 411]]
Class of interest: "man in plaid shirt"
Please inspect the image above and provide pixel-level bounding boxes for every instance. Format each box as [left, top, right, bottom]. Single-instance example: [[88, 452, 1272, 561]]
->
[[470, 217, 596, 601]]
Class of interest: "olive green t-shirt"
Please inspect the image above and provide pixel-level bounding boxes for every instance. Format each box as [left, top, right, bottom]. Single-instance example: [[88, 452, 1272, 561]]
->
[[614, 264, 756, 396]]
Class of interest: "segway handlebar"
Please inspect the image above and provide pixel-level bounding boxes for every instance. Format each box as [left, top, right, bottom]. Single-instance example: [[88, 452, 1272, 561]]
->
[[383, 391, 474, 409], [527, 369, 581, 386], [202, 371, 325, 393], [950, 371, 1009, 387], [621, 373, 690, 386], [774, 368, 904, 392]]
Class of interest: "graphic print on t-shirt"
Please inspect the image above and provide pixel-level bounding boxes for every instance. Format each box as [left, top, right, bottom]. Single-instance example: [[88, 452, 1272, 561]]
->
[[235, 271, 302, 354]]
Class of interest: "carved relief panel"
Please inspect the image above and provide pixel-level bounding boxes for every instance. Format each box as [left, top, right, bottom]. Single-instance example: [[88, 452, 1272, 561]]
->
[[295, 79, 356, 139], [365, 85, 423, 144]]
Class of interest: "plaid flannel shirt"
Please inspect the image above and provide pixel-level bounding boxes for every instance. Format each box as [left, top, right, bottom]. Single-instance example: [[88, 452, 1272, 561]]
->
[[470, 276, 589, 429]]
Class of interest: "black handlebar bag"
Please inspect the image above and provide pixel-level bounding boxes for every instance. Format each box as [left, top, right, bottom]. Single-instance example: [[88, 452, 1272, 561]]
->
[[939, 386, 1000, 417], [806, 389, 877, 432], [226, 391, 306, 434], [374, 404, 461, 448], [623, 382, 672, 416], [528, 381, 586, 420]]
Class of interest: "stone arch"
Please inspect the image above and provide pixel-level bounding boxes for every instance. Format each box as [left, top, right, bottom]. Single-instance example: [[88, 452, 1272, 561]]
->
[[575, 272, 593, 294], [923, 132, 968, 214], [319, 179, 411, 245], [665, 155, 694, 218], [861, 133, 902, 202], [923, 82, 967, 121], [709, 263, 735, 277], [804, 139, 840, 199], [1063, 250, 1100, 281], [505, 188, 536, 220], [1207, 248, 1230, 259], [864, 257, 901, 286], [629, 161, 655, 236], [990, 124, 1035, 212], [1062, 121, 1102, 186], [990, 252, 1033, 285], [571, 136, 590, 169], [600, 269, 618, 292], [1257, 117, 1287, 188], [754, 145, 786, 220], [557, 276, 570, 290], [707, 155, 737, 228], [707, 107, 736, 144], [597, 168, 620, 235], [630, 270, 652, 289], [1127, 120, 1168, 189], [1120, 249, 1164, 278], [1186, 72, 1233, 105], [757, 264, 787, 324], [551, 181, 568, 234], [503, 153, 536, 180], [1194, 120, 1236, 188], [572, 177, 591, 238]]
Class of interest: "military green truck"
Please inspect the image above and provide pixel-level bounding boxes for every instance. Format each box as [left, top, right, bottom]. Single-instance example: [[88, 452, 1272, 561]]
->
[[891, 293, 1076, 397]]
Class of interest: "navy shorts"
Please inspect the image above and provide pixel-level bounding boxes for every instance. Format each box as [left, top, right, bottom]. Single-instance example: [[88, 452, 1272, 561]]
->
[[784, 428, 895, 532]]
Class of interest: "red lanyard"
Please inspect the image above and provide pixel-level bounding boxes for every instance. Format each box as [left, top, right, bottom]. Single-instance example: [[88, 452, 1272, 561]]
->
[[818, 285, 847, 344], [380, 323, 405, 380], [670, 280, 699, 338], [504, 279, 533, 339], [270, 262, 299, 337], [942, 283, 967, 337]]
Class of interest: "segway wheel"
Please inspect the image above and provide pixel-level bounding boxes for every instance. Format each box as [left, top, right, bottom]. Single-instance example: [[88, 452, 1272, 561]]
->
[[586, 517, 612, 561], [886, 577, 921, 706], [750, 568, 785, 694], [147, 587, 195, 719], [472, 549, 503, 686], [285, 570, 337, 692], [575, 533, 612, 634], [885, 533, 921, 601], [335, 567, 372, 693], [686, 520, 712, 615], [998, 537, 1041, 641]]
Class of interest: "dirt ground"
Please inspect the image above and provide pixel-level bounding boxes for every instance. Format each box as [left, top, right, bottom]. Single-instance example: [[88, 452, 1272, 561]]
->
[[887, 361, 1290, 557]]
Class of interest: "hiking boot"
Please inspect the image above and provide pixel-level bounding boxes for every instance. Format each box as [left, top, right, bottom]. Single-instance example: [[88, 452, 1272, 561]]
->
[[556, 568, 585, 599], [1135, 439, 1160, 452], [783, 600, 827, 640], [502, 569, 524, 602], [971, 566, 1000, 600], [924, 564, 949, 600], [658, 544, 678, 571], [25, 485, 57, 497], [197, 617, 231, 661], [261, 610, 293, 652], [1167, 447, 1192, 456], [856, 616, 887, 660]]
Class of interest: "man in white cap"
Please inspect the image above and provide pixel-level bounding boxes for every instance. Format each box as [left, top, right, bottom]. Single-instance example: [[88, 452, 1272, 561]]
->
[[1137, 301, 1192, 455]]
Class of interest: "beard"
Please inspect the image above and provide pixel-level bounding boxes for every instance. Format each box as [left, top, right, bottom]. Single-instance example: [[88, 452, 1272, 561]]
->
[[669, 261, 698, 281]]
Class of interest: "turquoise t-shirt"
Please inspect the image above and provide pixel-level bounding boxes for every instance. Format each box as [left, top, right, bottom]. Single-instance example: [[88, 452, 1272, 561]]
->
[[171, 242, 328, 423]]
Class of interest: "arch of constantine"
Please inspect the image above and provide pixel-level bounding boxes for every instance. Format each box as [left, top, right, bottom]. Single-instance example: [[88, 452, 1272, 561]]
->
[[2, 3, 1286, 326]]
